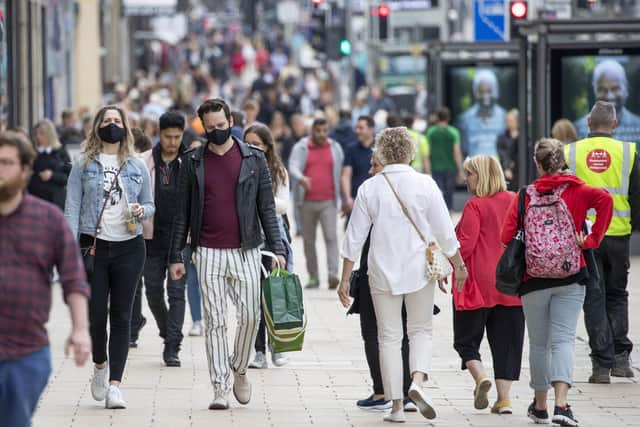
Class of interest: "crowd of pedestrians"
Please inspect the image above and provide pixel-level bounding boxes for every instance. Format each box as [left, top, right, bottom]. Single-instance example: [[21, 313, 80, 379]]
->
[[0, 25, 637, 426]]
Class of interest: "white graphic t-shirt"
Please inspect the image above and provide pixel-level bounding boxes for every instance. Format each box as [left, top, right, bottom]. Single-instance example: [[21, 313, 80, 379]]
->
[[97, 154, 133, 241]]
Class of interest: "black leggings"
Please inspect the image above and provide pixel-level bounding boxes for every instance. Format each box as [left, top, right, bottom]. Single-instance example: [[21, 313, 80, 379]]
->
[[81, 234, 146, 382], [453, 305, 525, 380]]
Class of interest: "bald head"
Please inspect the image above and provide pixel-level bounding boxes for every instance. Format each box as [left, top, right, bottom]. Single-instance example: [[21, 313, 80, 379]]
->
[[587, 100, 618, 133]]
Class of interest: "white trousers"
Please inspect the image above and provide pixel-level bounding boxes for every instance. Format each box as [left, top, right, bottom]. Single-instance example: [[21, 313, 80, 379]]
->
[[194, 247, 261, 397], [371, 283, 435, 400]]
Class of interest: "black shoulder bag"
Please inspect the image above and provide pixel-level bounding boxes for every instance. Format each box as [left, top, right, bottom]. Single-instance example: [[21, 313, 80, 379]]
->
[[496, 186, 527, 296]]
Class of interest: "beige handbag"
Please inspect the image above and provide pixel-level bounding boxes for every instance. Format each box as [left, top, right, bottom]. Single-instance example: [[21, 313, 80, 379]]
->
[[382, 173, 453, 282]]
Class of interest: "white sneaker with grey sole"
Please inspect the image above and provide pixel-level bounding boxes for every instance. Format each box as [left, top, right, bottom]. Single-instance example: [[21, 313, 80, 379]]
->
[[408, 382, 436, 420], [105, 385, 126, 409], [91, 365, 109, 401]]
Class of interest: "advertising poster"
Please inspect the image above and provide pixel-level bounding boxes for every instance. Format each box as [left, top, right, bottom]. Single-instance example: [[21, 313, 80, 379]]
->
[[445, 65, 518, 157]]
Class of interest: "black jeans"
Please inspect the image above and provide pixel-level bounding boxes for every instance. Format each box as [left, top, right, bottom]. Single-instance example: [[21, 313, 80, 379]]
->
[[453, 305, 525, 380], [130, 279, 145, 342], [143, 252, 187, 346], [359, 277, 411, 397], [584, 235, 633, 367], [81, 234, 145, 382]]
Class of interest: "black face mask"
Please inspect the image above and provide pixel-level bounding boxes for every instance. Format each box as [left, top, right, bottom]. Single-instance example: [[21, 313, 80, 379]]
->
[[206, 127, 232, 146], [98, 123, 125, 144]]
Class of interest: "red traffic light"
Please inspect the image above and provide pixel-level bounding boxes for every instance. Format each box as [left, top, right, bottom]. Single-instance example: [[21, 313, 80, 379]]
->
[[378, 4, 390, 17], [312, 0, 323, 5], [510, 0, 527, 19]]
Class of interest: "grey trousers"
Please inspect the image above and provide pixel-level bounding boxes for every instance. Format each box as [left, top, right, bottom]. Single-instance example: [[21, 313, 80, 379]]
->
[[300, 200, 339, 280], [521, 283, 585, 391]]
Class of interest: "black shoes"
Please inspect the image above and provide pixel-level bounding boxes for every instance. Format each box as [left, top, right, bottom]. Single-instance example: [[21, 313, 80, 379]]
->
[[527, 400, 549, 424], [129, 317, 147, 348], [553, 405, 579, 426], [588, 359, 611, 384], [611, 352, 635, 378], [163, 343, 181, 367]]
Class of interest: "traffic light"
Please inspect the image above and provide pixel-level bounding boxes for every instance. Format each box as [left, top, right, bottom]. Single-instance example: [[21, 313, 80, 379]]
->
[[310, 7, 327, 54], [509, 0, 527, 39], [378, 4, 389, 40], [339, 39, 351, 56]]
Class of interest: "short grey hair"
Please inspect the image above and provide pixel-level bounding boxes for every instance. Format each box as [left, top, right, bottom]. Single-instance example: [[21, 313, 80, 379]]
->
[[473, 69, 499, 99], [592, 59, 628, 100], [375, 127, 415, 165], [589, 100, 617, 130]]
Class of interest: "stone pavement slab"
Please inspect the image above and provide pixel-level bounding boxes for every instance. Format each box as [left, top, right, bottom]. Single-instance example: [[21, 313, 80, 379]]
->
[[33, 221, 639, 427]]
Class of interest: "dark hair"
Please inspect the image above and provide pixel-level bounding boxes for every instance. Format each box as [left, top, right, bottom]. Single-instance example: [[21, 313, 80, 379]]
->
[[402, 115, 415, 128], [357, 115, 375, 128], [159, 111, 186, 131], [197, 98, 231, 122], [131, 128, 152, 153], [231, 110, 245, 128], [312, 118, 328, 128], [0, 131, 36, 168], [437, 107, 451, 123], [339, 109, 351, 120], [386, 114, 402, 128], [244, 123, 288, 193], [61, 109, 75, 121]]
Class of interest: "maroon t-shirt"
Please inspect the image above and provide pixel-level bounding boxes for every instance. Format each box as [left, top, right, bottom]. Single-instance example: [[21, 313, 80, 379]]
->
[[200, 143, 242, 249]]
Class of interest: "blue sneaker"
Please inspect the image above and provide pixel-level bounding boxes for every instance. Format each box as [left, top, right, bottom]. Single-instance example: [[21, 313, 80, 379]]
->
[[356, 394, 392, 411]]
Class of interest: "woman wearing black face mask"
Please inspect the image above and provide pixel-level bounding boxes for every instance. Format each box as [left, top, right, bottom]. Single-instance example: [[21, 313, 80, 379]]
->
[[64, 106, 155, 410]]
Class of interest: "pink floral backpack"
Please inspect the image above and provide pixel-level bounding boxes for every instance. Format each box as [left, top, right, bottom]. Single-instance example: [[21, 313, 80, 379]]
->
[[524, 183, 581, 278]]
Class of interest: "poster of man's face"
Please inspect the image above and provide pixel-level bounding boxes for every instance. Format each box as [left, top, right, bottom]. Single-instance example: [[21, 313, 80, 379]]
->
[[446, 65, 518, 157], [560, 56, 640, 143]]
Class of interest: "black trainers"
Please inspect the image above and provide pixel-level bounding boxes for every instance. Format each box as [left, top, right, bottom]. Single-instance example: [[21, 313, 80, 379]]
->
[[163, 343, 181, 367], [611, 352, 635, 378], [552, 405, 579, 426], [588, 359, 611, 383], [527, 400, 550, 424]]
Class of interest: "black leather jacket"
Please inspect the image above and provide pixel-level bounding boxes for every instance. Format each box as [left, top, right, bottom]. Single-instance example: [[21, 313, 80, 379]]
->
[[169, 138, 285, 263]]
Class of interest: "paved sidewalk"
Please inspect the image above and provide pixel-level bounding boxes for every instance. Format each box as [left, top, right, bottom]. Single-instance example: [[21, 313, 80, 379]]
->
[[34, 228, 640, 427]]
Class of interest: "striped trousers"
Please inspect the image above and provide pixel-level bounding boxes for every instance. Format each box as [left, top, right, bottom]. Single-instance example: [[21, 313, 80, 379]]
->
[[194, 247, 261, 397]]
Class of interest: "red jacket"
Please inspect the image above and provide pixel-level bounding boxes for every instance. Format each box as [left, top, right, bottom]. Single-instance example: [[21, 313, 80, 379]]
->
[[501, 173, 613, 268], [455, 191, 522, 310]]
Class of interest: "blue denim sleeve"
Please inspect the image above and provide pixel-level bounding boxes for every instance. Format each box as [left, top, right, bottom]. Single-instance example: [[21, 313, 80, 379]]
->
[[136, 159, 155, 219], [64, 160, 83, 238]]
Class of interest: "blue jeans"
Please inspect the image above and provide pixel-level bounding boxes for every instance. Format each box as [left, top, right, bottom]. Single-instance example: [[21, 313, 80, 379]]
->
[[522, 284, 585, 390], [184, 246, 202, 322], [432, 170, 457, 210], [0, 347, 51, 427]]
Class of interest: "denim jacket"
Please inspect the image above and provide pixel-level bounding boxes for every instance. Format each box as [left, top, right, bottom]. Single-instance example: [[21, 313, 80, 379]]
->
[[64, 155, 155, 239]]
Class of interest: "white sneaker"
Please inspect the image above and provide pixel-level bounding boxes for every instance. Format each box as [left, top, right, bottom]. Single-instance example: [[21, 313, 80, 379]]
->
[[189, 321, 203, 336], [91, 365, 109, 401], [408, 382, 436, 420], [271, 352, 290, 367], [383, 409, 406, 423], [249, 351, 268, 369], [232, 371, 251, 405], [209, 395, 229, 410], [105, 385, 126, 409]]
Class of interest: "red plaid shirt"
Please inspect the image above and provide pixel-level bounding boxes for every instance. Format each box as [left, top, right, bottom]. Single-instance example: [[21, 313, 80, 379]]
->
[[0, 194, 90, 360]]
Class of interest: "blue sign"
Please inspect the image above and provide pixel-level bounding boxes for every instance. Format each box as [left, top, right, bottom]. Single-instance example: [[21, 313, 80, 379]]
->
[[474, 0, 506, 42]]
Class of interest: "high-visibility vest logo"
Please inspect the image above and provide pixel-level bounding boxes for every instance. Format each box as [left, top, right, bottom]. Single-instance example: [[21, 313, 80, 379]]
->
[[586, 149, 611, 173]]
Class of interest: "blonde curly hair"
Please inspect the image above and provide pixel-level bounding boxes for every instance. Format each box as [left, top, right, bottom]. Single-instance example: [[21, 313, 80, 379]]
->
[[82, 105, 135, 165], [375, 127, 415, 165]]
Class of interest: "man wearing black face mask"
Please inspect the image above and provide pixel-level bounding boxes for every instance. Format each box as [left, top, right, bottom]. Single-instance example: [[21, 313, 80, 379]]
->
[[168, 98, 285, 411]]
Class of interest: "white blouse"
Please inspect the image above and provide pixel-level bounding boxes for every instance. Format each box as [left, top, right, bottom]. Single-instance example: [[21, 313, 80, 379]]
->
[[274, 170, 290, 216], [341, 164, 459, 295]]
